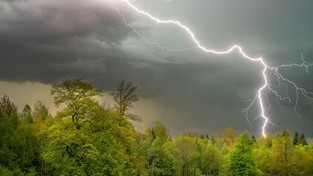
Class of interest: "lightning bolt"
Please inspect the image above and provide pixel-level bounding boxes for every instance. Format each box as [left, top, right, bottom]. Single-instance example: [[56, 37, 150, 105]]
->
[[117, 0, 313, 136], [115, 7, 196, 52]]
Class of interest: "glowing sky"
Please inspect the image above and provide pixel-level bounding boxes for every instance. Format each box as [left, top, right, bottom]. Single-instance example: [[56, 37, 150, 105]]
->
[[0, 0, 313, 136]]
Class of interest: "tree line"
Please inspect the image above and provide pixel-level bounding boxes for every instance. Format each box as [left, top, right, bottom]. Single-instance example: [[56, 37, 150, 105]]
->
[[0, 79, 312, 176]]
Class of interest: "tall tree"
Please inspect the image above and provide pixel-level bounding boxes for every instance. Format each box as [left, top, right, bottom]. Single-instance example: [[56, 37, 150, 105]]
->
[[0, 96, 38, 175], [198, 140, 224, 176], [174, 136, 198, 176], [51, 78, 102, 106], [292, 145, 313, 176], [150, 121, 170, 143], [229, 131, 261, 176], [217, 127, 237, 147], [111, 81, 140, 121], [267, 129, 294, 176], [0, 95, 18, 119], [21, 104, 33, 123], [47, 79, 146, 175], [293, 131, 299, 145], [51, 78, 102, 128], [0, 95, 20, 167], [144, 121, 173, 176], [298, 133, 308, 145]]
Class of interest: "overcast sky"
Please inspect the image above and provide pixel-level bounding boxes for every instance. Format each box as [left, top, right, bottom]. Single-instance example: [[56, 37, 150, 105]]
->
[[1, 0, 313, 137]]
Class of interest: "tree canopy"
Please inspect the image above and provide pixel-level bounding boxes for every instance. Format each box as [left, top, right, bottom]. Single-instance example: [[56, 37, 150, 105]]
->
[[0, 79, 312, 176]]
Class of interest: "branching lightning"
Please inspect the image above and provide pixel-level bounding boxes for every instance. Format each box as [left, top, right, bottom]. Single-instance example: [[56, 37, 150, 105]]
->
[[115, 7, 196, 52], [116, 0, 313, 136]]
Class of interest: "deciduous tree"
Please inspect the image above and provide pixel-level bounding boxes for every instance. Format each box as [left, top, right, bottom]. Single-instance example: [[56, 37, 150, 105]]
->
[[111, 81, 140, 121], [51, 79, 102, 129]]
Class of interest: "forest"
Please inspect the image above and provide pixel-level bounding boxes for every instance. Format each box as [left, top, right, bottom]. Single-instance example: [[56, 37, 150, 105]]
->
[[0, 79, 312, 176]]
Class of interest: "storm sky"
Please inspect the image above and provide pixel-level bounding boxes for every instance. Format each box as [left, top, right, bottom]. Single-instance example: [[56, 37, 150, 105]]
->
[[1, 0, 313, 136]]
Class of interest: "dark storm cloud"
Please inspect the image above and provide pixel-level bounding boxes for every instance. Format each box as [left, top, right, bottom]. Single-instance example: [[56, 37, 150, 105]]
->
[[0, 0, 146, 83], [1, 0, 313, 136]]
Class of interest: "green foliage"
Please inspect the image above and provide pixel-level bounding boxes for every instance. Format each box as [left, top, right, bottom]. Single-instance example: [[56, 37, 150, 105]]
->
[[51, 79, 102, 129], [143, 121, 175, 176], [268, 130, 294, 175], [0, 96, 41, 175], [298, 133, 308, 145], [254, 131, 313, 176], [292, 145, 313, 176], [198, 140, 224, 176], [21, 105, 33, 124], [254, 135, 272, 176], [294, 132, 308, 146], [217, 127, 237, 147], [293, 131, 299, 145], [1, 80, 313, 176], [43, 108, 138, 175], [0, 96, 21, 168], [229, 131, 261, 176], [51, 78, 102, 107], [174, 135, 199, 176]]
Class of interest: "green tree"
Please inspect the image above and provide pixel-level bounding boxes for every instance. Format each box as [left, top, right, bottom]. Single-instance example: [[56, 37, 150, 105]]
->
[[229, 131, 260, 176], [147, 121, 170, 143], [51, 79, 102, 106], [43, 104, 138, 175], [293, 131, 299, 145], [46, 79, 146, 175], [298, 133, 308, 145], [217, 127, 237, 147], [31, 102, 53, 175], [0, 95, 20, 169], [293, 132, 307, 146], [174, 136, 199, 176], [144, 121, 174, 176], [0, 95, 38, 175], [21, 104, 33, 124], [51, 78, 102, 129], [254, 134, 273, 176], [266, 129, 294, 176], [292, 145, 313, 176], [198, 140, 224, 176]]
